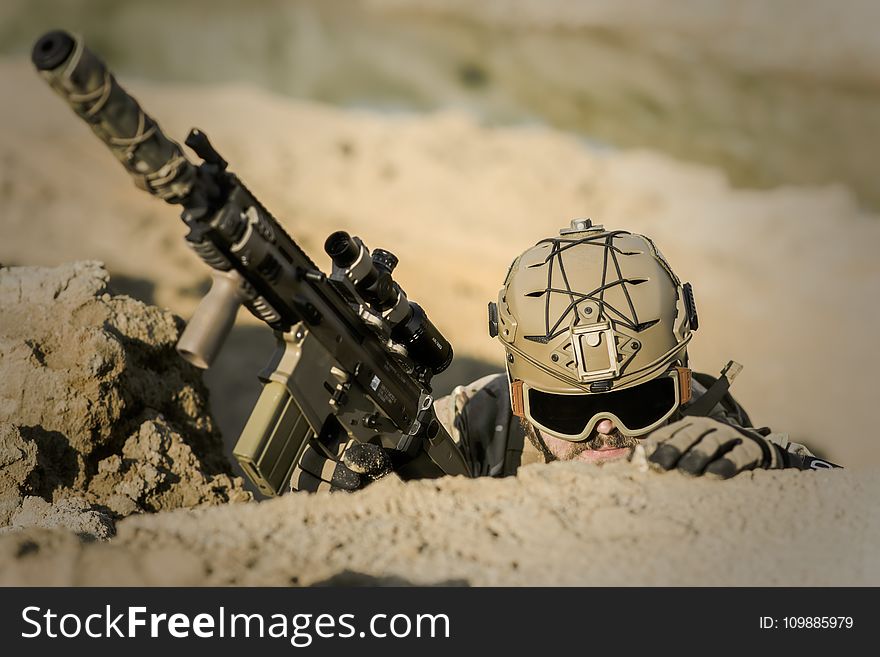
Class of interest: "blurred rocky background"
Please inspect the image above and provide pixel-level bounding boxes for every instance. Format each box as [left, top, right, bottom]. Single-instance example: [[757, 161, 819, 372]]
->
[[3, 0, 879, 206]]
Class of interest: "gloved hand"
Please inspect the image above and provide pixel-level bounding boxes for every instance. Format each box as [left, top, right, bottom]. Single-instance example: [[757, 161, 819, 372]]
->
[[289, 439, 393, 493], [644, 416, 783, 479]]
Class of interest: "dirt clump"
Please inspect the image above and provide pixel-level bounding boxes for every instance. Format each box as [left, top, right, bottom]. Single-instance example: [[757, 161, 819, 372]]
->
[[0, 261, 250, 535], [3, 496, 115, 541], [0, 424, 37, 526]]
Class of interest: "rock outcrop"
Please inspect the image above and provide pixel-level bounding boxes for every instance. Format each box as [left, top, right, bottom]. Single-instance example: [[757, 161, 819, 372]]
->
[[0, 262, 250, 538]]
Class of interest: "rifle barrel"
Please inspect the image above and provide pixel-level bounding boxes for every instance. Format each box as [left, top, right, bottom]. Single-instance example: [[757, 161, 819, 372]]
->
[[32, 30, 199, 205]]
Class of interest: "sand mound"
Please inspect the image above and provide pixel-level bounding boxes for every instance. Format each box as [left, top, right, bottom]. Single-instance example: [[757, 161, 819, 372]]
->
[[0, 262, 250, 537], [0, 461, 876, 586]]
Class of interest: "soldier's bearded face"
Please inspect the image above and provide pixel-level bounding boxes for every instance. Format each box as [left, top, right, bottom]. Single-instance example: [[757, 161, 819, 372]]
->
[[536, 418, 640, 463]]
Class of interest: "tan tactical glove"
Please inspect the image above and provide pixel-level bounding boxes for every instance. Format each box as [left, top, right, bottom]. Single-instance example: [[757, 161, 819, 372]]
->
[[290, 440, 393, 493], [644, 416, 784, 479]]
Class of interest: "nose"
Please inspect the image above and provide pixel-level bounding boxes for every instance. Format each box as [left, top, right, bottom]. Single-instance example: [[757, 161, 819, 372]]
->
[[596, 418, 616, 435]]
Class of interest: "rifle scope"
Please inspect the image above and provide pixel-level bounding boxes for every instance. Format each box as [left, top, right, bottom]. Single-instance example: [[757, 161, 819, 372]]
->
[[325, 231, 452, 375]]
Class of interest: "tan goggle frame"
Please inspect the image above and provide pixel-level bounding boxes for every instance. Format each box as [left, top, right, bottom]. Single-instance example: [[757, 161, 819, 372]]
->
[[511, 367, 691, 441]]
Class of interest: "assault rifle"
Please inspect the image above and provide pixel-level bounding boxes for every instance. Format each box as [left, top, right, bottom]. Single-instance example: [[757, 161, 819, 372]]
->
[[32, 30, 471, 495]]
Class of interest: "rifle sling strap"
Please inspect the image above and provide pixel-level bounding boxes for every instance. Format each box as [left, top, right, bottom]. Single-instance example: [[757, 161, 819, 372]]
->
[[681, 360, 743, 418], [425, 428, 472, 477]]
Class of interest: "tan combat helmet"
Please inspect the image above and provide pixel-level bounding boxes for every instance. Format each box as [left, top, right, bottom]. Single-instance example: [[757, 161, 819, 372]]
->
[[488, 219, 699, 440]]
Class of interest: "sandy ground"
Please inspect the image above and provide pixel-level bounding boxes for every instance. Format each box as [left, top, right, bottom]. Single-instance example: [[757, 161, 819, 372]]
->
[[1, 59, 878, 470], [3, 461, 878, 586]]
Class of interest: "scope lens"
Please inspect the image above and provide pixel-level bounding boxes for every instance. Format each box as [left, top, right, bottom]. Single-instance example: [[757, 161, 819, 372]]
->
[[324, 231, 360, 268]]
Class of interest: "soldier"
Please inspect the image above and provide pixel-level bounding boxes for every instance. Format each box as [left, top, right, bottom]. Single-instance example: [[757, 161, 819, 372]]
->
[[291, 220, 832, 491], [435, 219, 836, 478]]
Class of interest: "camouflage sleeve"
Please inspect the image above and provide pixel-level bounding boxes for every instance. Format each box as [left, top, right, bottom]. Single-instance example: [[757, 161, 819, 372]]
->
[[433, 374, 502, 472], [434, 373, 524, 477], [764, 433, 814, 459], [763, 433, 842, 469]]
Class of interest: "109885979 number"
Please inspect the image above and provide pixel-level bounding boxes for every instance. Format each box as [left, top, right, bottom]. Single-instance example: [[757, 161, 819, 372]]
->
[[783, 617, 853, 629]]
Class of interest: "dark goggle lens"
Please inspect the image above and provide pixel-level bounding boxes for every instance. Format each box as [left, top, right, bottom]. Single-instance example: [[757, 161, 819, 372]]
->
[[528, 376, 677, 435]]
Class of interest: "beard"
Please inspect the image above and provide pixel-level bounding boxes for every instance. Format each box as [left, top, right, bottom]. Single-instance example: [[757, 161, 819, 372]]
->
[[521, 417, 639, 462]]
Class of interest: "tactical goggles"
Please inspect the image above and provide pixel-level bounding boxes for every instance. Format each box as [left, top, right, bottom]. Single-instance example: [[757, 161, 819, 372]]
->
[[511, 367, 692, 441]]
